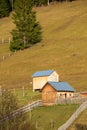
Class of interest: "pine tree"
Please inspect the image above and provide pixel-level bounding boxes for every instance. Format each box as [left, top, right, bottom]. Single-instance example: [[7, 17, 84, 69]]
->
[[10, 0, 42, 51], [0, 0, 11, 18]]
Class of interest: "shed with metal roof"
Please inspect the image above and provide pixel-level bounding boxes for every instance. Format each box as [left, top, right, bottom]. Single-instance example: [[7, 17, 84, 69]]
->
[[32, 70, 59, 91], [41, 82, 75, 105]]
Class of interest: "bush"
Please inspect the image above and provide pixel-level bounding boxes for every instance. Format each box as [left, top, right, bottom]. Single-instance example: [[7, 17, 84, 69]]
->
[[75, 123, 87, 130]]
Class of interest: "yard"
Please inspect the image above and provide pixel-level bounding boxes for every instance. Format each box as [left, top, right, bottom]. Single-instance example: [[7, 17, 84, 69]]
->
[[29, 104, 79, 130]]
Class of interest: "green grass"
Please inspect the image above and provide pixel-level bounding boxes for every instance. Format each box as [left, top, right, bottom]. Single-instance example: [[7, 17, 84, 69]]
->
[[68, 109, 87, 130], [0, 0, 87, 91], [28, 104, 79, 130], [10, 88, 41, 106]]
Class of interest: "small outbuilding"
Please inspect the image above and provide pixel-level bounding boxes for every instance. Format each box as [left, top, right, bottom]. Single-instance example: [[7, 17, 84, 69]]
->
[[80, 92, 87, 97], [41, 81, 75, 105], [32, 70, 59, 91]]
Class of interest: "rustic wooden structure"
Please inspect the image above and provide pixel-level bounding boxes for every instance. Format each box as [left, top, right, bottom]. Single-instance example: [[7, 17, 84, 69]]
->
[[41, 82, 75, 105], [32, 70, 59, 91], [80, 92, 87, 97]]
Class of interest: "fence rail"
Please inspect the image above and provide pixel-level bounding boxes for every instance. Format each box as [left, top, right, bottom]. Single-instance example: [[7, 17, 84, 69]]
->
[[0, 100, 42, 124], [58, 100, 87, 130], [0, 52, 15, 62], [56, 97, 87, 104], [0, 38, 11, 44]]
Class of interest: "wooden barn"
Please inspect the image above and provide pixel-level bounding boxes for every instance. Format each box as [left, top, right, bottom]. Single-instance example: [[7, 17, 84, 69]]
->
[[32, 70, 59, 91], [41, 82, 75, 105]]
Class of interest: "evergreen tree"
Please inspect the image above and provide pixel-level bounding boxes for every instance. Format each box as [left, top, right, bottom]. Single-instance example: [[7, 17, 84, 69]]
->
[[10, 0, 42, 51], [0, 0, 11, 18]]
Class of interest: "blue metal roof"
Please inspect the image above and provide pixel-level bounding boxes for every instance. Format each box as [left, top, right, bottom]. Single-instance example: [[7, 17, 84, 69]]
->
[[48, 82, 75, 92], [32, 70, 54, 77]]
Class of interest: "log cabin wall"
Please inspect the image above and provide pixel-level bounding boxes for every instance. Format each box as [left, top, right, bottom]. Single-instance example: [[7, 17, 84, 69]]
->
[[41, 83, 74, 105], [42, 84, 58, 105]]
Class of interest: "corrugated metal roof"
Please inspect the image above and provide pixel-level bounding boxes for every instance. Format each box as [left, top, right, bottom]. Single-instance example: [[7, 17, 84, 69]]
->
[[48, 82, 75, 92], [32, 70, 54, 77]]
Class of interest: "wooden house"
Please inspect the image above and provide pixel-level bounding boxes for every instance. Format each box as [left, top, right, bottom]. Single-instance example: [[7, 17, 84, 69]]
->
[[41, 82, 75, 105], [32, 70, 59, 91]]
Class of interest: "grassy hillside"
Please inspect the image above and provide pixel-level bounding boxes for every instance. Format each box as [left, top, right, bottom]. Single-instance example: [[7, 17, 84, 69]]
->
[[68, 109, 87, 130], [0, 0, 87, 91], [0, 44, 9, 58], [0, 16, 14, 38]]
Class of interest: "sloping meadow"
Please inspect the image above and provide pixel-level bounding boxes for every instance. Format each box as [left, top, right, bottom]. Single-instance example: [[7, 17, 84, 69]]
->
[[0, 0, 87, 91]]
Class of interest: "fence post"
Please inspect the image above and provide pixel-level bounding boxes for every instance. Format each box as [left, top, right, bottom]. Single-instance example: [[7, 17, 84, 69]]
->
[[3, 56, 5, 60], [36, 121, 38, 129], [29, 109, 32, 120], [50, 119, 54, 130], [2, 38, 4, 44], [9, 53, 10, 57], [22, 86, 25, 97]]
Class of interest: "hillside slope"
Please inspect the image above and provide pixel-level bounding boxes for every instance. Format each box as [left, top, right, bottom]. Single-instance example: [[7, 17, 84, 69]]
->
[[68, 109, 87, 130], [0, 0, 87, 91]]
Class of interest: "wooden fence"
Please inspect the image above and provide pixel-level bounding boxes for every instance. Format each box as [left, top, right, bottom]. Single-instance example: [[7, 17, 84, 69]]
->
[[0, 37, 17, 63], [56, 97, 87, 104], [0, 38, 11, 44], [58, 100, 87, 130], [0, 52, 15, 62], [0, 100, 42, 124]]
